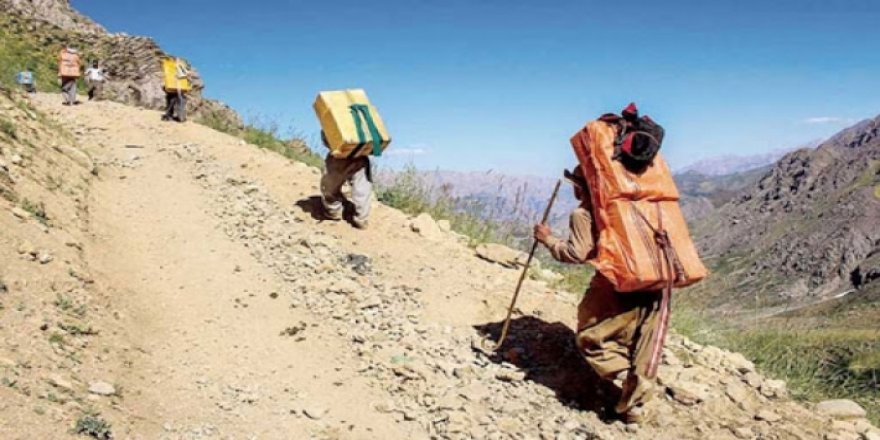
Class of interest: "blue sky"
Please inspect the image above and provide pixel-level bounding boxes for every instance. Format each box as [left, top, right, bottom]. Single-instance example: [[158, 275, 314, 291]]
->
[[76, 0, 880, 176]]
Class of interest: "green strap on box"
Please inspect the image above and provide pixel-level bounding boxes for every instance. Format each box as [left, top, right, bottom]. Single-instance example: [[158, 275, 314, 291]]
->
[[349, 104, 384, 158]]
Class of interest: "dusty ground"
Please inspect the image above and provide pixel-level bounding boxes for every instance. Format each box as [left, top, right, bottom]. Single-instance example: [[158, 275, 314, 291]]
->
[[0, 92, 876, 439]]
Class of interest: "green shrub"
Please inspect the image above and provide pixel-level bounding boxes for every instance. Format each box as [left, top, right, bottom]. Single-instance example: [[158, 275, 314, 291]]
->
[[20, 198, 49, 225], [0, 117, 16, 139], [196, 115, 323, 169], [0, 17, 61, 93], [674, 309, 880, 424], [73, 411, 112, 439], [376, 164, 530, 246]]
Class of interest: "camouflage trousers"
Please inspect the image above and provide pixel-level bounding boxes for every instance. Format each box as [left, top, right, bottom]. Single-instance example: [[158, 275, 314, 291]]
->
[[575, 274, 661, 413]]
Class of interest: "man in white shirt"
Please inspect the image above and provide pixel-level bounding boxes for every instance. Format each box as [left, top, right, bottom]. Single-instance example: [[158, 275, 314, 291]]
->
[[84, 60, 108, 101]]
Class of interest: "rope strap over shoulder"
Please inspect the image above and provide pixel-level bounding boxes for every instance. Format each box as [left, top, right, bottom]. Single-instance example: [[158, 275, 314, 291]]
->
[[631, 203, 686, 378]]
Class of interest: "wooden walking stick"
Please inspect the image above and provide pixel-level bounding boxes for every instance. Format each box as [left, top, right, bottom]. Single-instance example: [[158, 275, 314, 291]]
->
[[483, 179, 562, 351]]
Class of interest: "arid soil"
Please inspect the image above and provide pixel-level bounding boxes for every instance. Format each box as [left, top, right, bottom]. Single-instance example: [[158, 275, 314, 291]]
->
[[0, 92, 876, 439]]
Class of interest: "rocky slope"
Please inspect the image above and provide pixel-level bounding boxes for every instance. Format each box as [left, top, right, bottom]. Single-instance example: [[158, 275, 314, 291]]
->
[[691, 116, 880, 311], [0, 0, 242, 131], [1, 89, 877, 439]]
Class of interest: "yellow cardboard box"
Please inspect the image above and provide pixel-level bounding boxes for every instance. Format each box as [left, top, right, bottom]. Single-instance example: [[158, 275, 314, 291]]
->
[[314, 89, 391, 158], [162, 57, 192, 92]]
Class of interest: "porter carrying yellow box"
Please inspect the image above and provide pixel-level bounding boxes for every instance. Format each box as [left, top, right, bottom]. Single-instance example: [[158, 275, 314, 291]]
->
[[314, 89, 391, 158], [162, 57, 192, 92]]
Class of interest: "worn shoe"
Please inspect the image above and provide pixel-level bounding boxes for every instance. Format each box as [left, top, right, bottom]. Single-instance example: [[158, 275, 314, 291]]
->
[[621, 404, 646, 424], [323, 207, 343, 221], [615, 374, 655, 421], [352, 219, 369, 230]]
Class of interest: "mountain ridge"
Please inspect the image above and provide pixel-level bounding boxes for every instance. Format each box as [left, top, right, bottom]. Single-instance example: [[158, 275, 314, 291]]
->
[[690, 114, 880, 309]]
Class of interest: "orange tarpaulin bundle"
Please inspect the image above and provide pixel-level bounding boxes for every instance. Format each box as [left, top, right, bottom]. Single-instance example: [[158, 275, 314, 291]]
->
[[571, 119, 707, 292], [58, 49, 81, 78]]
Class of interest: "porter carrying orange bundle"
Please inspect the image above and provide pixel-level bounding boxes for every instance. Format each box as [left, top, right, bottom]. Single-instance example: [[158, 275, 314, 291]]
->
[[533, 103, 706, 424]]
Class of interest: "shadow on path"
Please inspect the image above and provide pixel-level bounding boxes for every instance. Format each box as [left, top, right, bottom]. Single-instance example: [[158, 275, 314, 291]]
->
[[475, 316, 611, 417], [295, 195, 358, 226]]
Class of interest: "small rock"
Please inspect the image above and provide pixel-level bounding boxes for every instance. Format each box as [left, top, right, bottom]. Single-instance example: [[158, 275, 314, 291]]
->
[[48, 375, 74, 392], [743, 371, 763, 388], [725, 382, 750, 406], [10, 154, 23, 166], [725, 352, 756, 373], [832, 421, 858, 433], [731, 427, 754, 439], [853, 419, 874, 433], [37, 251, 53, 264], [667, 381, 706, 406], [495, 369, 526, 382], [863, 431, 880, 440], [453, 365, 479, 381], [755, 409, 781, 423], [760, 379, 787, 398], [816, 400, 867, 420], [17, 240, 36, 256], [825, 433, 862, 440], [303, 404, 328, 420], [340, 254, 372, 275], [11, 207, 29, 219], [475, 243, 526, 268], [496, 416, 521, 435], [88, 381, 116, 396], [437, 219, 451, 233], [372, 401, 395, 414], [409, 213, 443, 240]]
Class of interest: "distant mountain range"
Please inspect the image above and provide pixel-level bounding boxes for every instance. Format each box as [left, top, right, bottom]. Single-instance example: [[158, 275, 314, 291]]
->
[[378, 158, 773, 228], [677, 143, 818, 176]]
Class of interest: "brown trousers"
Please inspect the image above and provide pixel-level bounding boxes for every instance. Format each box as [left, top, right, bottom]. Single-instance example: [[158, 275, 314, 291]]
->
[[575, 274, 661, 413], [60, 77, 78, 104], [87, 80, 104, 101]]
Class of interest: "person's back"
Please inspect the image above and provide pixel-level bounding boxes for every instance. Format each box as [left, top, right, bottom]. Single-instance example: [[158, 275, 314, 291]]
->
[[16, 70, 33, 85], [16, 70, 36, 93], [161, 57, 190, 122], [58, 48, 82, 105]]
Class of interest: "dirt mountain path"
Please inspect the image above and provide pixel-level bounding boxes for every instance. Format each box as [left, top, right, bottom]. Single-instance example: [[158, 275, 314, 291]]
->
[[37, 96, 410, 439], [22, 93, 874, 440]]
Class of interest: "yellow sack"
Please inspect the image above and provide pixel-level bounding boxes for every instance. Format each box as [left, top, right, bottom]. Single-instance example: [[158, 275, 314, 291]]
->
[[313, 89, 391, 158], [162, 57, 191, 92]]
